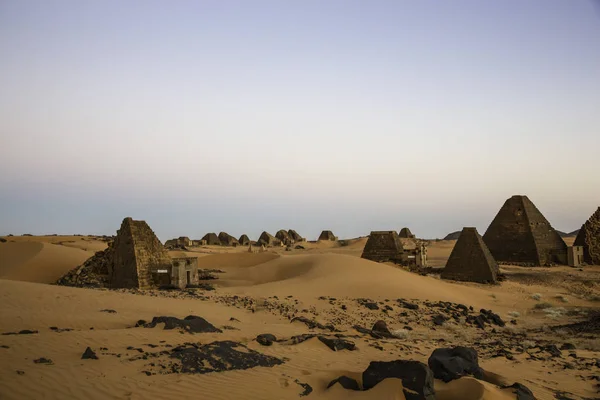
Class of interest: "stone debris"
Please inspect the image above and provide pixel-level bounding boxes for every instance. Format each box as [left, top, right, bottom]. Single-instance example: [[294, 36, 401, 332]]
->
[[362, 360, 435, 400], [428, 346, 484, 382], [142, 316, 222, 333], [81, 347, 99, 360]]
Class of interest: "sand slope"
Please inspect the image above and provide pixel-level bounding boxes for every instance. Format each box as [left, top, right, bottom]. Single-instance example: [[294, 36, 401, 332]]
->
[[0, 241, 93, 283]]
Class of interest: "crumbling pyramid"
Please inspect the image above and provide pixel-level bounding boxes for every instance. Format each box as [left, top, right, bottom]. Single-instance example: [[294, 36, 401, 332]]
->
[[218, 232, 239, 246], [258, 231, 280, 246], [361, 231, 405, 263], [441, 227, 498, 284], [202, 233, 221, 246], [574, 207, 600, 265], [275, 230, 292, 245], [110, 217, 172, 289], [483, 195, 567, 265], [398, 227, 415, 239], [238, 234, 250, 246], [318, 230, 337, 241], [288, 229, 304, 242]]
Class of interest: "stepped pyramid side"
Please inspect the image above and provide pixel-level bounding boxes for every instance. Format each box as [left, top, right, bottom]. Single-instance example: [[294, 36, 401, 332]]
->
[[483, 195, 566, 265], [442, 227, 498, 284], [110, 217, 172, 289], [361, 231, 405, 263], [574, 207, 600, 265]]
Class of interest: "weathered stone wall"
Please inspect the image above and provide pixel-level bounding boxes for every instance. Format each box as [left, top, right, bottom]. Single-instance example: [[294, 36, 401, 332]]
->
[[110, 217, 172, 289], [172, 257, 199, 288], [442, 227, 498, 284], [574, 207, 600, 265], [361, 231, 404, 263], [483, 195, 566, 265]]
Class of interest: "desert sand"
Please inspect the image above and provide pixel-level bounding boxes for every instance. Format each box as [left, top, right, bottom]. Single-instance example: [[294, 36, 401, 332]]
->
[[0, 235, 598, 400]]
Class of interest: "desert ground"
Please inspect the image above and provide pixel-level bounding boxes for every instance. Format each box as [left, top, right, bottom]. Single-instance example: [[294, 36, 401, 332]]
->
[[0, 234, 598, 399]]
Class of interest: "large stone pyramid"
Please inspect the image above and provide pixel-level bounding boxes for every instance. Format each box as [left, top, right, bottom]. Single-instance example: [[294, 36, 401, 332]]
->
[[275, 229, 292, 245], [361, 231, 405, 263], [442, 227, 498, 284], [110, 217, 172, 289], [573, 207, 600, 265], [218, 232, 239, 246], [398, 227, 415, 239], [318, 230, 337, 241], [482, 195, 567, 265], [202, 232, 221, 246], [238, 234, 250, 246], [288, 229, 304, 242]]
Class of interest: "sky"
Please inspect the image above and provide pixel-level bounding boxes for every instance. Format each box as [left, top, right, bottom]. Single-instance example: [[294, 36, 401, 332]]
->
[[1, 0, 599, 241]]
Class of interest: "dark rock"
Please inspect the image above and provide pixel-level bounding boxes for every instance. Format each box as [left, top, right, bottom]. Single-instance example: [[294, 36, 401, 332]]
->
[[18, 330, 38, 335], [362, 360, 435, 400], [560, 343, 576, 350], [327, 376, 360, 391], [0, 238, 6, 243], [291, 316, 337, 331], [143, 316, 222, 333], [397, 299, 419, 310], [16, 370, 25, 375], [372, 320, 391, 335], [33, 358, 53, 365], [294, 245, 305, 250], [294, 379, 313, 397], [480, 309, 505, 327], [168, 340, 283, 374], [256, 334, 277, 346], [432, 314, 447, 326], [100, 309, 117, 313], [81, 347, 98, 360], [1, 345, 9, 349], [363, 302, 379, 310], [501, 382, 535, 400], [317, 336, 356, 351], [428, 347, 483, 383], [543, 345, 562, 358]]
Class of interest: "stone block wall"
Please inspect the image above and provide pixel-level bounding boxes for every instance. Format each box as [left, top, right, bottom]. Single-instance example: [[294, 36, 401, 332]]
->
[[361, 231, 404, 263]]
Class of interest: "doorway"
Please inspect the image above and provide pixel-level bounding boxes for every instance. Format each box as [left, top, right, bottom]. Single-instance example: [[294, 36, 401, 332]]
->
[[186, 270, 191, 285]]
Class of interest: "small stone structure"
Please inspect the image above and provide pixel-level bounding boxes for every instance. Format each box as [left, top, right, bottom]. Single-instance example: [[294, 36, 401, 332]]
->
[[109, 217, 173, 289], [218, 232, 239, 247], [165, 236, 192, 248], [288, 229, 305, 242], [483, 195, 567, 266], [275, 230, 292, 246], [441, 227, 498, 284], [567, 246, 584, 267], [202, 233, 221, 246], [399, 228, 416, 239], [168, 257, 200, 288], [258, 231, 281, 247], [318, 230, 337, 241], [573, 207, 600, 265], [361, 231, 405, 263], [238, 234, 250, 246]]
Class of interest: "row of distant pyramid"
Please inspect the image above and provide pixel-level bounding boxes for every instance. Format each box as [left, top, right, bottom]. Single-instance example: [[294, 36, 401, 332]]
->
[[361, 195, 599, 285], [168, 229, 341, 248]]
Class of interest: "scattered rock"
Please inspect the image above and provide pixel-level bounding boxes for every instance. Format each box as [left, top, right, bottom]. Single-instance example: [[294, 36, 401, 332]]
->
[[543, 345, 562, 358], [168, 341, 284, 374], [372, 320, 391, 335], [33, 358, 53, 365], [100, 309, 117, 314], [317, 336, 356, 352], [560, 343, 576, 350], [291, 316, 337, 332], [397, 299, 419, 310], [143, 316, 222, 333], [428, 347, 483, 382], [294, 379, 313, 397], [501, 383, 535, 400], [432, 314, 447, 326], [81, 347, 98, 360], [362, 360, 435, 400], [256, 334, 277, 346]]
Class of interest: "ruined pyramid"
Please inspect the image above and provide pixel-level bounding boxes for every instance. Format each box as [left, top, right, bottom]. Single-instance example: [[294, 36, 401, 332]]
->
[[238, 234, 250, 246], [218, 232, 239, 246], [398, 227, 415, 239], [110, 217, 172, 289], [482, 195, 567, 265], [318, 230, 337, 241], [202, 232, 221, 246], [361, 231, 405, 263], [573, 207, 600, 265], [442, 227, 498, 284]]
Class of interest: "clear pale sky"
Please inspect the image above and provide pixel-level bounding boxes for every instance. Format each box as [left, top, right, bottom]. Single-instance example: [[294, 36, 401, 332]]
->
[[1, 0, 599, 241]]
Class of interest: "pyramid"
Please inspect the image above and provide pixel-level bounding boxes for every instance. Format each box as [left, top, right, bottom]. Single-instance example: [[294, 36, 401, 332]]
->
[[275, 229, 292, 245], [218, 232, 239, 246], [361, 231, 405, 263], [110, 217, 172, 289], [288, 229, 304, 242], [441, 227, 498, 284], [201, 233, 221, 246], [318, 230, 337, 241], [482, 195, 567, 265], [238, 234, 250, 246], [573, 207, 600, 265], [398, 227, 415, 239], [258, 231, 280, 246]]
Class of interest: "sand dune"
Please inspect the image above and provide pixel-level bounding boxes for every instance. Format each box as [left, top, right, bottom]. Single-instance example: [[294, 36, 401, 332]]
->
[[0, 241, 93, 283]]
